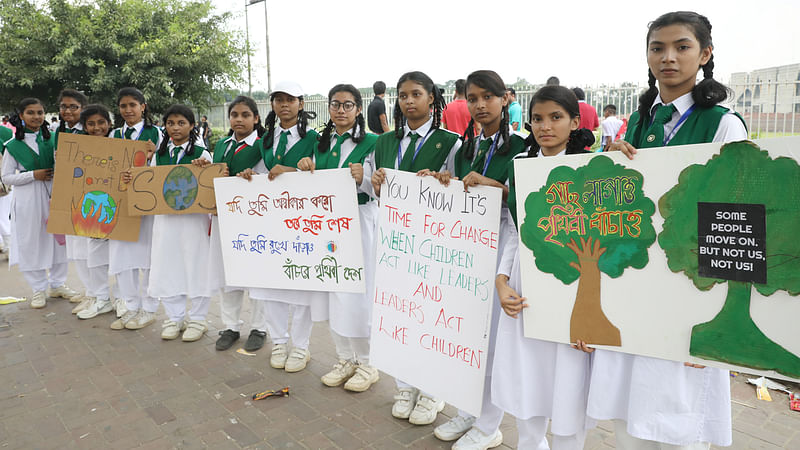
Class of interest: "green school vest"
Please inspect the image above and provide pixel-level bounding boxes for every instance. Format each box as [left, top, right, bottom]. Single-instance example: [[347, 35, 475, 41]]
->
[[213, 135, 263, 175], [0, 126, 12, 155], [4, 130, 55, 171], [314, 133, 378, 205], [261, 129, 319, 170], [155, 144, 204, 166], [625, 105, 746, 148], [53, 126, 84, 149], [374, 128, 460, 172], [112, 125, 161, 145], [454, 133, 526, 183]]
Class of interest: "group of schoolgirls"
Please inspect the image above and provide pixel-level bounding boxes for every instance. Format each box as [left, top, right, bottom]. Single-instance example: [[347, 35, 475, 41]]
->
[[0, 10, 749, 449]]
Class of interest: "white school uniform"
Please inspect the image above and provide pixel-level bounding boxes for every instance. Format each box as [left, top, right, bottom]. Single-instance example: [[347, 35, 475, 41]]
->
[[108, 121, 160, 312], [491, 149, 593, 450], [207, 130, 267, 333], [360, 117, 462, 393], [0, 187, 11, 246], [61, 123, 93, 293], [1, 132, 68, 291], [248, 124, 327, 349], [147, 142, 212, 323], [586, 92, 748, 448]]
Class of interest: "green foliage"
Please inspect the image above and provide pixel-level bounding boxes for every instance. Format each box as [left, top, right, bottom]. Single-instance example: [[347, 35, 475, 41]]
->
[[520, 155, 657, 284], [0, 0, 245, 113], [658, 141, 800, 296]]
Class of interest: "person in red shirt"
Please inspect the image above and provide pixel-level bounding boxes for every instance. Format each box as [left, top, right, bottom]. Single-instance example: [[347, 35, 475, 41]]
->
[[442, 79, 473, 136], [572, 87, 599, 149]]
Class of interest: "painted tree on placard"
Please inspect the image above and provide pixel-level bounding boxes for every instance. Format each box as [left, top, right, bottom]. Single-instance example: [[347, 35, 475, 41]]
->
[[659, 141, 800, 378], [520, 155, 657, 346]]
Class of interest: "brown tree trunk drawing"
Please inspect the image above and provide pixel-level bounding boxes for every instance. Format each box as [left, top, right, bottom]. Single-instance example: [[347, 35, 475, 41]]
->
[[567, 237, 621, 346]]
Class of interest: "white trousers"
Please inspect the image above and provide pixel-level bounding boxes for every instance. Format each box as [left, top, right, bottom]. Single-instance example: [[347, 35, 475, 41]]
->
[[614, 420, 711, 450], [330, 330, 370, 364], [74, 259, 90, 292], [263, 301, 312, 349], [517, 416, 587, 450], [116, 269, 157, 312], [457, 375, 504, 436], [21, 263, 68, 292], [88, 264, 110, 300], [219, 290, 267, 332], [161, 295, 210, 323]]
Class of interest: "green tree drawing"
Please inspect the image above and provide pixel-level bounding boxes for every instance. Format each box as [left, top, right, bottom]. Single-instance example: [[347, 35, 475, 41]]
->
[[659, 141, 800, 378], [520, 155, 657, 346]]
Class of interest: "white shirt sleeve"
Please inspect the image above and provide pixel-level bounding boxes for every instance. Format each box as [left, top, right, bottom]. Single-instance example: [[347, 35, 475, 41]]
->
[[496, 209, 518, 277], [712, 112, 748, 143], [601, 119, 614, 138], [441, 138, 462, 174], [1, 151, 35, 186], [360, 151, 377, 200], [251, 159, 268, 175]]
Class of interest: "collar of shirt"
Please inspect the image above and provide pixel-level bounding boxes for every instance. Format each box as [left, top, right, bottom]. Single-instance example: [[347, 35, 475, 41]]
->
[[651, 91, 694, 117], [403, 116, 433, 138], [123, 120, 144, 137], [535, 148, 566, 158], [168, 140, 188, 157], [68, 122, 83, 132], [23, 132, 39, 153], [330, 127, 355, 149], [228, 129, 259, 146], [272, 123, 299, 148]]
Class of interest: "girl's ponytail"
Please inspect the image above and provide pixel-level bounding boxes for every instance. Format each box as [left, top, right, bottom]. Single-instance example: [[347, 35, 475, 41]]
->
[[317, 119, 336, 152], [692, 55, 730, 107], [566, 128, 595, 154]]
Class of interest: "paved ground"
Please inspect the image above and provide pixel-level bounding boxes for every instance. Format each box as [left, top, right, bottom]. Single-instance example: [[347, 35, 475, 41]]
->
[[0, 256, 798, 449]]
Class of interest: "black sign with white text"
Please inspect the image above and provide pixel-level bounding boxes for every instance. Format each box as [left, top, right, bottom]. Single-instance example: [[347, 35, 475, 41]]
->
[[697, 202, 766, 284]]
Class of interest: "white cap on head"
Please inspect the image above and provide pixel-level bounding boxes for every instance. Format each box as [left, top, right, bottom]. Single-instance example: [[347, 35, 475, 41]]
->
[[272, 80, 304, 98]]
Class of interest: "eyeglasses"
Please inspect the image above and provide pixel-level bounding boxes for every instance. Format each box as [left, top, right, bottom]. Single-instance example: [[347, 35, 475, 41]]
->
[[329, 101, 356, 112], [59, 104, 81, 111]]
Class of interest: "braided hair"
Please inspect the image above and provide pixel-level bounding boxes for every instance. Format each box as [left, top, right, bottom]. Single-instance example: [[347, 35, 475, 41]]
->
[[226, 95, 266, 138], [57, 89, 88, 132], [115, 87, 154, 129], [318, 84, 366, 152], [393, 71, 447, 139], [9, 98, 50, 141], [637, 11, 730, 125], [459, 70, 511, 161], [157, 104, 199, 159], [524, 86, 594, 157], [263, 92, 317, 147]]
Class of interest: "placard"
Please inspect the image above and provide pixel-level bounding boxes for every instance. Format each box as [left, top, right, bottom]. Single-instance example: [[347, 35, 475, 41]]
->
[[515, 138, 800, 382], [127, 163, 225, 215], [213, 169, 365, 292], [48, 133, 146, 241], [370, 169, 502, 416]]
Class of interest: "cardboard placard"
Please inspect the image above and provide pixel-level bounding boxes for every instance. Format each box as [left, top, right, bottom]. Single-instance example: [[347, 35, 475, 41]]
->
[[48, 133, 146, 241], [515, 137, 800, 383], [214, 169, 365, 292], [369, 169, 502, 417], [127, 163, 225, 215]]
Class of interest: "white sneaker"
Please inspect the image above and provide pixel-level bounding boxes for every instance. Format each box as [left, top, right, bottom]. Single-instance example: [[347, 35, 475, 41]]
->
[[270, 344, 288, 369], [47, 285, 80, 300], [125, 310, 155, 330], [409, 394, 445, 425], [391, 387, 419, 419], [110, 309, 138, 330], [30, 291, 46, 309], [161, 320, 185, 340], [77, 298, 113, 319], [68, 294, 85, 304], [434, 415, 476, 441], [452, 428, 503, 450], [113, 297, 128, 318], [71, 297, 94, 314], [321, 360, 356, 387], [181, 320, 208, 342], [284, 348, 310, 372], [344, 365, 380, 392]]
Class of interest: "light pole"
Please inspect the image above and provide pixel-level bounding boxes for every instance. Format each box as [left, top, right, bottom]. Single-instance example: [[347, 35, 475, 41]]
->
[[244, 0, 252, 95], [246, 0, 271, 93]]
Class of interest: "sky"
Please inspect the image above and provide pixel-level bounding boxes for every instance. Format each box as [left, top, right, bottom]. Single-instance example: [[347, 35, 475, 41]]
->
[[212, 0, 800, 96]]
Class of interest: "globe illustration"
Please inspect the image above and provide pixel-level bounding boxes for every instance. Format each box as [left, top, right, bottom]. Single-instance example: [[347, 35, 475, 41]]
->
[[81, 191, 117, 224], [163, 166, 199, 211]]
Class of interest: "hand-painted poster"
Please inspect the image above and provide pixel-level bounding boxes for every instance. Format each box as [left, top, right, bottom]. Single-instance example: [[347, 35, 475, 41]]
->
[[370, 169, 502, 416], [48, 133, 147, 241], [213, 169, 365, 293], [515, 137, 800, 382], [127, 163, 225, 215]]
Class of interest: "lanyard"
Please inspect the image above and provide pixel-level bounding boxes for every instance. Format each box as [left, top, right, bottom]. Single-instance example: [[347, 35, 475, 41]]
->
[[481, 131, 502, 176], [397, 127, 434, 169], [649, 104, 696, 146]]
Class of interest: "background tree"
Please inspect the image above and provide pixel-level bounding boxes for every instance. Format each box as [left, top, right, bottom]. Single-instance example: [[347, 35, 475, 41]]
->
[[659, 141, 800, 378], [520, 155, 657, 346], [0, 0, 245, 114]]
